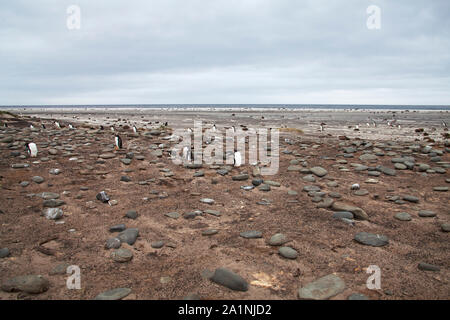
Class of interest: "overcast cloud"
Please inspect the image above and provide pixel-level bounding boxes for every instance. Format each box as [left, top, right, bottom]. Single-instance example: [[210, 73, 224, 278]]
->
[[1, 0, 449, 105]]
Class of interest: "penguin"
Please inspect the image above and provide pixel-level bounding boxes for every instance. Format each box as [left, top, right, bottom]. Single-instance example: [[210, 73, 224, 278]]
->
[[442, 121, 447, 128], [234, 151, 242, 167], [100, 125, 104, 130], [114, 135, 123, 150], [26, 142, 38, 157], [132, 125, 137, 134], [30, 124, 34, 129], [55, 121, 61, 129], [111, 126, 115, 132], [41, 123, 46, 129], [164, 122, 168, 127], [212, 124, 217, 132], [69, 124, 74, 129]]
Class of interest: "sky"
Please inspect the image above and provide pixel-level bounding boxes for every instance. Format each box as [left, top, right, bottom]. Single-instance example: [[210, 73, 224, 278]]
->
[[0, 0, 449, 105]]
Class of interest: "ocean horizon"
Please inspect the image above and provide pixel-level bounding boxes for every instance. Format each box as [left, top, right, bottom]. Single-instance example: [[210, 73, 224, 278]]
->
[[1, 104, 450, 111]]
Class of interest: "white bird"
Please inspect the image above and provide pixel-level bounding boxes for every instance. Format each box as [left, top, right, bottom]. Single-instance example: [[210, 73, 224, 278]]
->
[[55, 121, 61, 129], [234, 151, 242, 167], [69, 124, 74, 129], [212, 124, 217, 132], [26, 142, 38, 157], [114, 135, 122, 150], [30, 124, 34, 129], [351, 183, 360, 190], [133, 125, 137, 134]]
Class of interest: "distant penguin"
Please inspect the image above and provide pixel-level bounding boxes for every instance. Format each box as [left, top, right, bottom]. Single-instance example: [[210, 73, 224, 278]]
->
[[4, 123, 7, 128], [30, 124, 34, 129], [69, 124, 74, 129], [234, 151, 242, 167], [55, 121, 61, 129], [133, 125, 137, 134], [100, 125, 104, 130], [114, 135, 123, 150], [26, 142, 38, 157], [111, 126, 115, 132], [164, 122, 168, 127], [41, 123, 46, 129], [442, 121, 447, 128], [212, 124, 217, 132]]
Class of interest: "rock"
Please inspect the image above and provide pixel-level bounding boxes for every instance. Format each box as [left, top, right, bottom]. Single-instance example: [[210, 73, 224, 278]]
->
[[359, 154, 378, 162], [259, 184, 271, 192], [0, 248, 10, 258], [240, 231, 262, 239], [49, 263, 71, 275], [11, 163, 29, 169], [151, 241, 165, 249], [331, 202, 369, 220], [264, 180, 280, 187], [310, 166, 328, 177], [32, 176, 45, 184], [441, 223, 450, 232], [287, 165, 302, 172], [117, 228, 139, 245], [268, 233, 289, 246], [120, 176, 131, 182], [433, 186, 448, 192], [394, 212, 411, 221], [394, 163, 407, 170], [402, 195, 419, 203], [354, 232, 389, 247], [353, 189, 369, 196], [111, 248, 133, 262], [105, 238, 121, 249], [165, 212, 180, 219], [200, 198, 214, 204], [43, 208, 63, 220], [120, 158, 131, 165], [302, 175, 316, 182], [20, 181, 29, 187], [99, 153, 116, 159], [347, 293, 369, 300], [418, 263, 440, 272], [332, 211, 354, 220], [109, 224, 126, 232], [202, 229, 219, 236], [125, 210, 138, 219], [37, 192, 60, 200], [96, 191, 110, 203], [298, 274, 345, 300], [43, 199, 66, 207], [232, 174, 249, 181], [251, 178, 263, 186], [1, 275, 50, 294], [378, 166, 396, 176], [95, 288, 132, 300], [278, 247, 298, 259], [210, 268, 248, 292], [418, 210, 436, 217]]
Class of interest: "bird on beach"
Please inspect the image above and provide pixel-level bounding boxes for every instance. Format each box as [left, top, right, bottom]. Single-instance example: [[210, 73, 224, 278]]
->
[[212, 124, 217, 132], [55, 121, 61, 129], [41, 123, 46, 129], [30, 124, 34, 129], [69, 124, 74, 129], [443, 121, 447, 128], [100, 125, 104, 130], [3, 123, 8, 128], [111, 126, 115, 132], [114, 135, 123, 150], [132, 125, 138, 134], [25, 142, 38, 158], [319, 122, 326, 132]]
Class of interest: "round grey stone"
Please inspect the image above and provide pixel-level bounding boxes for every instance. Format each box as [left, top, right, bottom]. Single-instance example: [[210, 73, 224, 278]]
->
[[268, 233, 289, 246], [210, 268, 248, 292], [240, 231, 262, 239], [111, 248, 133, 262], [394, 212, 412, 221], [95, 288, 132, 300], [278, 246, 298, 259], [354, 232, 389, 247]]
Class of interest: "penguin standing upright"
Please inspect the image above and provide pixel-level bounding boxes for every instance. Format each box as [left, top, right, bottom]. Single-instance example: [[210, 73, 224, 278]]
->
[[133, 125, 137, 134], [114, 135, 123, 150], [69, 124, 74, 129], [55, 121, 61, 129], [41, 123, 46, 129], [26, 142, 38, 157], [30, 124, 34, 129]]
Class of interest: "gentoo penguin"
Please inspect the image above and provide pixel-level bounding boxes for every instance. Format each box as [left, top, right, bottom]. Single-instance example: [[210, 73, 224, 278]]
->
[[234, 151, 242, 167], [26, 142, 38, 157], [442, 121, 447, 128], [164, 122, 168, 127], [55, 121, 61, 129], [100, 125, 104, 130], [41, 123, 46, 129], [114, 135, 123, 150], [212, 124, 217, 132], [320, 122, 326, 132], [111, 126, 115, 132], [69, 124, 74, 129], [30, 124, 34, 129], [132, 125, 137, 134], [3, 123, 7, 128]]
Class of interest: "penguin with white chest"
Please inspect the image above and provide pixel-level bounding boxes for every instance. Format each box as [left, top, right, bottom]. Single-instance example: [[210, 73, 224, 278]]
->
[[26, 142, 38, 157], [55, 121, 61, 129], [114, 135, 123, 150]]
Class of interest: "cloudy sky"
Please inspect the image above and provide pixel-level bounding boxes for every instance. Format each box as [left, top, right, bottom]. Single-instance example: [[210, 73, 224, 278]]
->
[[1, 0, 449, 105]]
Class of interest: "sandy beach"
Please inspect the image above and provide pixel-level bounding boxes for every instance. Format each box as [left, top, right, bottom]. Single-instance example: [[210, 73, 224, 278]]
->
[[0, 108, 449, 300]]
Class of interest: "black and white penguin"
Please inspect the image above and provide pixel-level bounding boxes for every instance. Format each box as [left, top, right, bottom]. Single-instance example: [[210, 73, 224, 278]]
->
[[212, 124, 217, 132], [132, 125, 138, 134], [41, 123, 46, 129], [111, 126, 115, 132], [30, 124, 34, 129], [100, 125, 104, 130], [114, 135, 123, 150], [55, 121, 61, 129], [69, 124, 74, 129], [25, 142, 38, 157]]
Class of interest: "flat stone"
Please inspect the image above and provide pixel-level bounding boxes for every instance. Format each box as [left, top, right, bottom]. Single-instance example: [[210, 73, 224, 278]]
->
[[43, 199, 66, 207], [43, 208, 63, 220], [109, 224, 126, 232], [418, 210, 436, 217], [95, 288, 132, 300], [204, 209, 221, 217], [151, 241, 164, 249], [268, 233, 289, 246], [433, 186, 448, 192], [125, 210, 138, 219], [418, 263, 440, 272], [310, 166, 328, 177], [99, 153, 116, 159], [331, 202, 368, 220], [165, 212, 180, 219], [117, 228, 139, 245], [441, 223, 450, 232], [354, 232, 389, 247], [120, 159, 131, 165], [332, 211, 354, 220], [32, 176, 45, 184], [403, 195, 419, 203], [105, 238, 121, 249], [232, 174, 249, 181], [200, 198, 214, 204], [278, 246, 298, 259], [298, 274, 345, 300], [1, 275, 50, 294], [210, 268, 248, 292], [111, 248, 133, 262], [347, 293, 369, 300], [394, 212, 412, 221], [202, 229, 219, 236], [240, 231, 262, 239]]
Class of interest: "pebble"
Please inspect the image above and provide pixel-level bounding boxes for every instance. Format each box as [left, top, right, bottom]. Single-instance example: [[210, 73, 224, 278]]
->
[[310, 166, 328, 177], [418, 210, 436, 217], [332, 211, 354, 220], [0, 248, 10, 258], [111, 248, 133, 262], [125, 210, 138, 219], [354, 232, 389, 247], [95, 288, 132, 300], [117, 228, 139, 245], [1, 275, 50, 294], [109, 224, 126, 232], [433, 186, 448, 192], [240, 231, 262, 239], [298, 274, 345, 300], [259, 184, 271, 191], [394, 212, 412, 221], [32, 176, 45, 184], [105, 238, 121, 249], [278, 246, 298, 259], [43, 208, 63, 220], [232, 174, 249, 181], [403, 195, 419, 203], [165, 212, 180, 219], [268, 233, 289, 246], [202, 229, 219, 236], [441, 223, 450, 232], [347, 293, 369, 300], [210, 268, 248, 292], [331, 202, 368, 220], [151, 241, 165, 249], [200, 198, 214, 204], [418, 263, 440, 272]]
